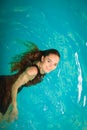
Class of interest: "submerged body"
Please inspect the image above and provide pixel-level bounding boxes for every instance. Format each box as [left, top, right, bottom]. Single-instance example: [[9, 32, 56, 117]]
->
[[0, 65, 44, 115], [0, 44, 60, 122]]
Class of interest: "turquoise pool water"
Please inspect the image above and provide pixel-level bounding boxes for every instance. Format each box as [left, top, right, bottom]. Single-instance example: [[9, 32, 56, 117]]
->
[[0, 0, 87, 130]]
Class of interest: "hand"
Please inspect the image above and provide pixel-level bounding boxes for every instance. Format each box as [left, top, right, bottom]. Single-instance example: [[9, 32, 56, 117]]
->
[[9, 107, 18, 122]]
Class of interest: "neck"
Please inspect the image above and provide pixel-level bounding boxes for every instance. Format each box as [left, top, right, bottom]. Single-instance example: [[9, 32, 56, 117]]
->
[[36, 61, 45, 74]]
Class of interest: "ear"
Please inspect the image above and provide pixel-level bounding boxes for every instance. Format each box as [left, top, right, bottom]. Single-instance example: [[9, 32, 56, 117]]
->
[[41, 56, 45, 62]]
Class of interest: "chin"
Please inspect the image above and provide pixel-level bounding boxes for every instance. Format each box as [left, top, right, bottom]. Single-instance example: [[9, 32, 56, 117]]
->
[[46, 70, 51, 73]]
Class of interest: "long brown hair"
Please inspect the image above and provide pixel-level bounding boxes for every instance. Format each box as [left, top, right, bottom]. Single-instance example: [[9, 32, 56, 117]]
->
[[10, 42, 60, 73]]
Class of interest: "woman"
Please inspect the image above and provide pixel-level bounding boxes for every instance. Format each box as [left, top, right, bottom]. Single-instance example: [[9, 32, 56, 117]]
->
[[0, 42, 60, 122]]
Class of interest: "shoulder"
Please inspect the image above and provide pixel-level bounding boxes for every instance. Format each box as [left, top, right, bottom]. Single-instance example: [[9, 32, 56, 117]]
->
[[25, 66, 38, 76]]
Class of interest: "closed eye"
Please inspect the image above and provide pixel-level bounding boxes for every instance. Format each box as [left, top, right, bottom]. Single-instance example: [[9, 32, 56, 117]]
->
[[47, 60, 51, 63], [54, 63, 57, 66]]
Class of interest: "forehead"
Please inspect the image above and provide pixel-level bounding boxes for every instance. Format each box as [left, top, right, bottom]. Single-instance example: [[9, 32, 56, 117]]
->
[[46, 53, 59, 63]]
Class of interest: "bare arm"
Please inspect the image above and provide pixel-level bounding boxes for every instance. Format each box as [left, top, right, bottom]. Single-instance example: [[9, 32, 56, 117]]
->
[[10, 66, 38, 119]]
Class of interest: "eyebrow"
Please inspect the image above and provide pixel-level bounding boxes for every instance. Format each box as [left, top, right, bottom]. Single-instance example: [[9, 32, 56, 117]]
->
[[47, 58, 52, 62], [47, 58, 57, 65]]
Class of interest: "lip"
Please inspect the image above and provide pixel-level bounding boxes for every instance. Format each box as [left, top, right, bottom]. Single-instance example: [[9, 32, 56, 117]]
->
[[46, 66, 50, 72]]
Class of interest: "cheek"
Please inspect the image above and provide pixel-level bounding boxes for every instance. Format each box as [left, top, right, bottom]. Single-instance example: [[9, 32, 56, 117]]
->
[[41, 61, 47, 68], [42, 59, 47, 65]]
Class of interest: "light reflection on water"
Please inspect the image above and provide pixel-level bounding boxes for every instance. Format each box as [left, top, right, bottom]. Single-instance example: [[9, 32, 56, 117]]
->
[[0, 0, 87, 130]]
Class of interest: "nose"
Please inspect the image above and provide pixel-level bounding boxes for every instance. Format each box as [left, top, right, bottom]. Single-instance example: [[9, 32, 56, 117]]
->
[[48, 63, 53, 69]]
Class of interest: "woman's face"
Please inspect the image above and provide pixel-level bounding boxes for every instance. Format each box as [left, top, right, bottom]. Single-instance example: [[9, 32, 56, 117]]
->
[[41, 53, 60, 73]]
